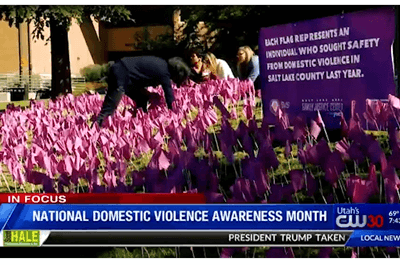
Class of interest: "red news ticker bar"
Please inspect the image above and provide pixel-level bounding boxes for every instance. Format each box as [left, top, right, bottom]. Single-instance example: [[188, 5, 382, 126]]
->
[[0, 193, 206, 204]]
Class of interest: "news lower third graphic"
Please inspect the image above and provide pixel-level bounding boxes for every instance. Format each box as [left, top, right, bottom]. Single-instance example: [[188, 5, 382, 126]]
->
[[1, 204, 400, 247], [24, 231, 353, 246]]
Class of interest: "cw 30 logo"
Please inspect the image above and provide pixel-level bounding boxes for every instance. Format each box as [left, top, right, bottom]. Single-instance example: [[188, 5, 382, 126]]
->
[[336, 215, 384, 228]]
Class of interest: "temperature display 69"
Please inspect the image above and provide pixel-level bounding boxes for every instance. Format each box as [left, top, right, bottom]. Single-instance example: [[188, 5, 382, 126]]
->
[[388, 211, 400, 224]]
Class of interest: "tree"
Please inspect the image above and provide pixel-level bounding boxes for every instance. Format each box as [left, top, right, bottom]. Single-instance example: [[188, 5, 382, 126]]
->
[[177, 5, 373, 74], [125, 6, 186, 60], [0, 5, 132, 99]]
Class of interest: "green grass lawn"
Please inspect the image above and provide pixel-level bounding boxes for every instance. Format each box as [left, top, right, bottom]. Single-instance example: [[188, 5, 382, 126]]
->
[[0, 100, 32, 110], [0, 96, 264, 257], [0, 82, 99, 111], [0, 91, 396, 258]]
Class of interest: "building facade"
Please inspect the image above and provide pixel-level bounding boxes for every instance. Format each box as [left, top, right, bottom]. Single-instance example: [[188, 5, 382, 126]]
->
[[0, 16, 173, 77]]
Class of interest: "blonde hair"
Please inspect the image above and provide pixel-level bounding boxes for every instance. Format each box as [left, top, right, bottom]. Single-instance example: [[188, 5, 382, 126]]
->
[[237, 46, 254, 78], [204, 52, 218, 76]]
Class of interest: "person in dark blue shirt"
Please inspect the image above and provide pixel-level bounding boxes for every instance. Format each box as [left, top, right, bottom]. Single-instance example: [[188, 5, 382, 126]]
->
[[96, 56, 190, 127]]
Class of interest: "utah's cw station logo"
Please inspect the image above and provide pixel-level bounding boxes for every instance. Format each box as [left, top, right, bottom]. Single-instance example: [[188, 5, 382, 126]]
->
[[336, 215, 384, 228]]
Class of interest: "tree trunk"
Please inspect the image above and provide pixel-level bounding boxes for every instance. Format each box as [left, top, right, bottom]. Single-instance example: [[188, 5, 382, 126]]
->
[[50, 18, 72, 99]]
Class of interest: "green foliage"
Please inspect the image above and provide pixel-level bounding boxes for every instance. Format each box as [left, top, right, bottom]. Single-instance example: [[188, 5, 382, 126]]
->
[[177, 6, 374, 68], [84, 6, 132, 24], [134, 26, 175, 52], [0, 6, 84, 40], [177, 6, 268, 56], [80, 63, 109, 82], [0, 5, 132, 41], [0, 6, 133, 97], [0, 5, 37, 26]]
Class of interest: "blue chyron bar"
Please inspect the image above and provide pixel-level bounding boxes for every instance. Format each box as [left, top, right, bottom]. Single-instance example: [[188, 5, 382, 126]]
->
[[1, 204, 400, 247]]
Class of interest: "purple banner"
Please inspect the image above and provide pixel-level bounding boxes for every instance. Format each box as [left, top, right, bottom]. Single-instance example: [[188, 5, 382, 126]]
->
[[259, 7, 396, 128]]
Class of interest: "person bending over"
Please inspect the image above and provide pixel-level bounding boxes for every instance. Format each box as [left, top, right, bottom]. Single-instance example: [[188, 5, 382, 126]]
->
[[236, 46, 260, 90], [96, 56, 190, 127]]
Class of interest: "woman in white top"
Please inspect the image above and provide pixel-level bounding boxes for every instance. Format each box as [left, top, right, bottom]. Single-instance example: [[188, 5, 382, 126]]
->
[[203, 52, 234, 79]]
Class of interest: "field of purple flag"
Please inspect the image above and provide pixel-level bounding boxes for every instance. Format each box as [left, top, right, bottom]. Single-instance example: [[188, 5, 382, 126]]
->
[[1, 78, 400, 257]]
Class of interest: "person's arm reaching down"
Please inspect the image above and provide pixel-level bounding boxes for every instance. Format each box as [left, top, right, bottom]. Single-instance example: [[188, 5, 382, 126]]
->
[[160, 76, 175, 109]]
